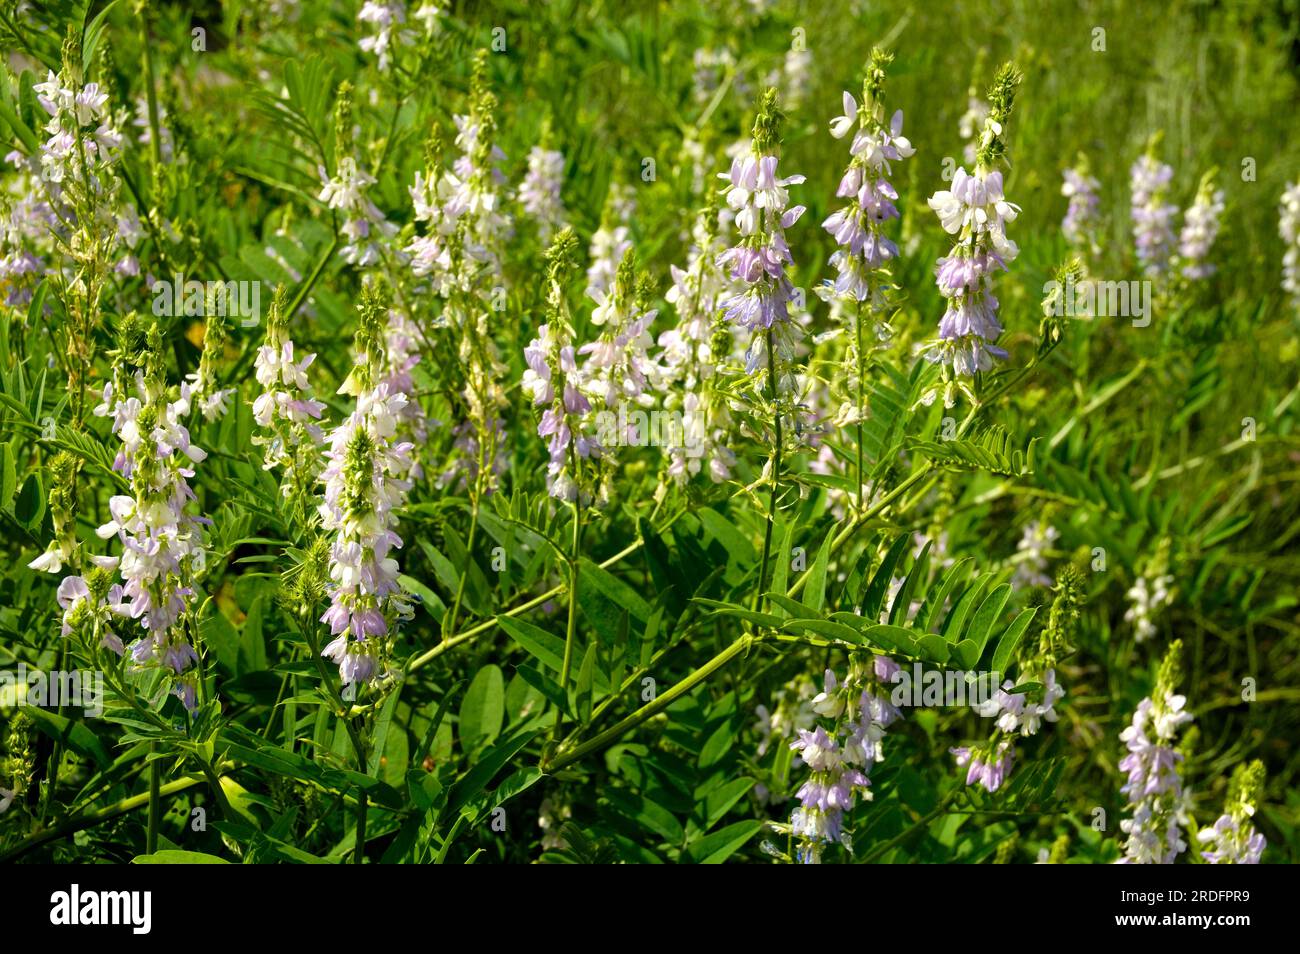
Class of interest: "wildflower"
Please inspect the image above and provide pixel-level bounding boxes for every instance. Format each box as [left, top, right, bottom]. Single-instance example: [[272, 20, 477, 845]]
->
[[1199, 760, 1266, 864], [922, 63, 1022, 401], [27, 453, 82, 574], [1130, 136, 1177, 277], [317, 287, 416, 686], [1280, 180, 1300, 305], [1011, 520, 1058, 589], [358, 1, 414, 72], [716, 87, 806, 374], [1061, 155, 1101, 257], [93, 324, 211, 710], [787, 657, 899, 863], [950, 741, 1014, 793], [1117, 640, 1194, 864], [656, 195, 737, 484], [252, 288, 327, 514], [442, 53, 512, 279], [319, 82, 395, 267], [1176, 170, 1225, 281], [1125, 546, 1174, 644], [819, 50, 914, 310], [187, 308, 236, 422], [580, 255, 658, 415], [518, 124, 567, 242], [525, 229, 602, 502], [585, 184, 635, 298]]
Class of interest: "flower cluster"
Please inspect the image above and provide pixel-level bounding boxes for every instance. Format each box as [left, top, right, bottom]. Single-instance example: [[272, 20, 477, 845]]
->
[[32, 65, 121, 188], [717, 88, 806, 375], [656, 198, 737, 484], [1281, 180, 1300, 305], [442, 53, 512, 280], [319, 82, 395, 267], [252, 289, 327, 510], [923, 63, 1022, 399], [585, 184, 635, 298], [27, 453, 82, 575], [951, 670, 1064, 793], [1130, 141, 1177, 277], [524, 229, 602, 502], [1124, 567, 1173, 644], [1177, 171, 1225, 280], [188, 309, 236, 421], [356, 1, 410, 72], [92, 325, 211, 710], [1061, 156, 1102, 257], [580, 255, 658, 411], [788, 657, 901, 863], [1011, 520, 1058, 589], [518, 137, 567, 242], [317, 287, 416, 686], [1199, 760, 1266, 864], [820, 49, 914, 310], [1117, 640, 1194, 864]]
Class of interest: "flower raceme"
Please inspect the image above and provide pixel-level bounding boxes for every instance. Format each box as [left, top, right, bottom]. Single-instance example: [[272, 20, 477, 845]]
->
[[1199, 761, 1266, 864], [821, 49, 914, 308], [317, 288, 416, 686], [1061, 157, 1102, 257], [1117, 641, 1194, 864], [923, 63, 1023, 398], [717, 89, 806, 374], [1177, 171, 1225, 281], [90, 327, 212, 711], [1130, 141, 1177, 277], [787, 658, 901, 863], [524, 229, 603, 503]]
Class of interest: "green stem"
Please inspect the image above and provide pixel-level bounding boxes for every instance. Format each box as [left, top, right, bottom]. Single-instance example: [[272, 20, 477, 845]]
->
[[855, 297, 867, 513], [554, 494, 583, 742], [545, 634, 759, 773], [753, 327, 783, 612], [404, 509, 689, 676], [444, 501, 480, 642], [301, 615, 370, 859], [146, 744, 161, 854], [354, 792, 368, 864], [139, 8, 164, 172], [0, 775, 204, 864], [859, 792, 956, 863]]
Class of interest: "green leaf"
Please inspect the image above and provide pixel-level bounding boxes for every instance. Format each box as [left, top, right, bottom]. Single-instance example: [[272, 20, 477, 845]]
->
[[860, 534, 910, 620], [14, 471, 44, 528], [991, 607, 1038, 676], [133, 850, 230, 864], [0, 443, 15, 511], [701, 777, 755, 831], [498, 616, 566, 672], [580, 558, 650, 621], [688, 819, 762, 863], [965, 583, 1012, 659], [804, 532, 834, 612], [459, 665, 506, 753], [446, 727, 541, 816]]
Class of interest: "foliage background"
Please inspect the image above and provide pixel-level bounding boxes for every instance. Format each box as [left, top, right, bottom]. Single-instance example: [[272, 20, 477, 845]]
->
[[1, 0, 1298, 863]]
